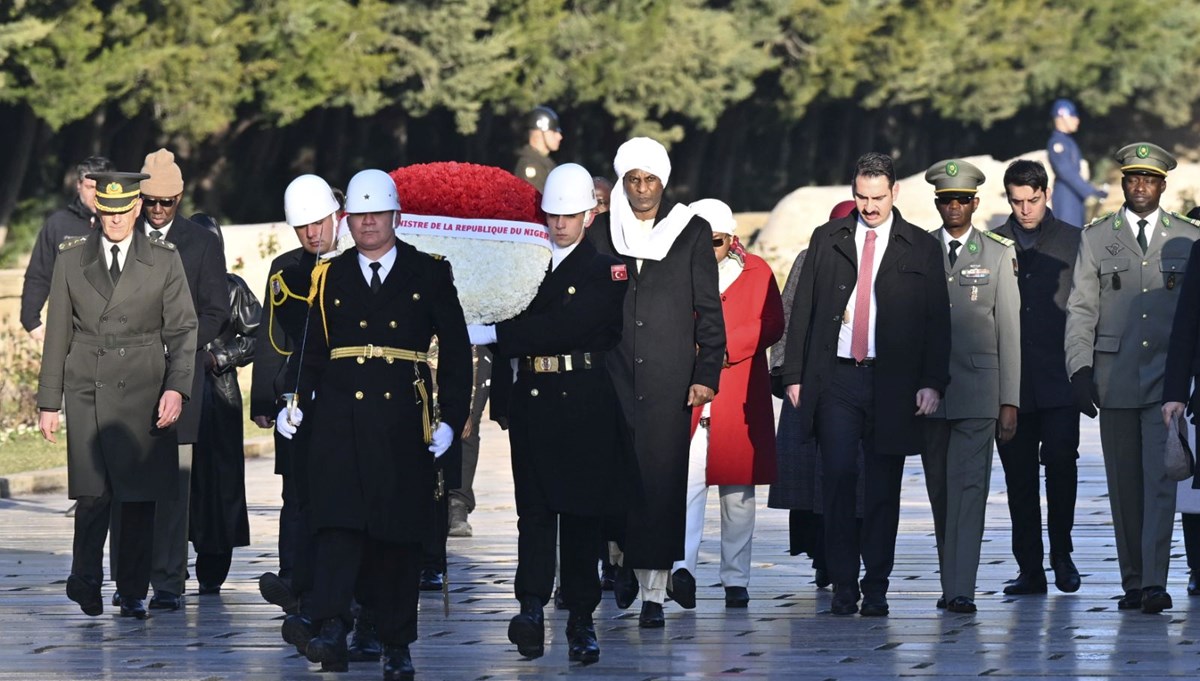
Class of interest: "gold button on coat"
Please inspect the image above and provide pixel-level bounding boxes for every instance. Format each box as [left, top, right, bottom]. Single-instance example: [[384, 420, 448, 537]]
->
[[355, 391, 364, 400], [357, 357, 365, 364], [389, 321, 398, 328], [412, 293, 421, 301], [334, 298, 341, 306], [359, 320, 368, 328], [384, 392, 392, 400], [530, 388, 539, 397], [568, 286, 576, 294]]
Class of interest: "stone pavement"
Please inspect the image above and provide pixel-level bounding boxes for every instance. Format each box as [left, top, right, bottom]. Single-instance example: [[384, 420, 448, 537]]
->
[[2, 416, 1200, 680]]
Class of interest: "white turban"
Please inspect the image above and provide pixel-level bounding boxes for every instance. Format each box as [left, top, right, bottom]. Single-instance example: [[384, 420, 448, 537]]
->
[[608, 137, 694, 261], [613, 137, 672, 187], [690, 198, 736, 235]]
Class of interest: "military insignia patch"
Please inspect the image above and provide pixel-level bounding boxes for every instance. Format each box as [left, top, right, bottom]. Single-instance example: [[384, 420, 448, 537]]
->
[[960, 266, 991, 279], [946, 162, 959, 177], [967, 241, 978, 254], [1136, 144, 1150, 159], [611, 264, 628, 281], [1106, 242, 1123, 256], [106, 181, 123, 193], [1053, 142, 1064, 153], [1012, 257, 1018, 276]]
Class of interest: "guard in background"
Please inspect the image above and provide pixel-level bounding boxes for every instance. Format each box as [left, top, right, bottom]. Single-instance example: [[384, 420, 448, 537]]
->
[[1065, 142, 1200, 614], [920, 160, 1021, 614], [278, 169, 471, 680], [37, 171, 197, 619], [468, 163, 629, 663], [514, 105, 562, 192], [1047, 99, 1107, 227]]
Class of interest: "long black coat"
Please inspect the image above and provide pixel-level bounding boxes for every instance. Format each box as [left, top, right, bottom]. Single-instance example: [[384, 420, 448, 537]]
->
[[589, 208, 726, 568], [492, 238, 633, 516], [780, 211, 950, 456], [295, 242, 472, 544], [992, 210, 1080, 412], [1164, 238, 1200, 491], [20, 196, 96, 332]]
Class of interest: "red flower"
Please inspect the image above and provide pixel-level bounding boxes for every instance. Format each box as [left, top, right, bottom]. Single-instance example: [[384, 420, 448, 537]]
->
[[389, 162, 545, 223]]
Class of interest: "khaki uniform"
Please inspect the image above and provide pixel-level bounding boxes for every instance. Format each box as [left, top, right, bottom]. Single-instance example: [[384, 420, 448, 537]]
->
[[514, 145, 556, 192], [1065, 208, 1200, 590]]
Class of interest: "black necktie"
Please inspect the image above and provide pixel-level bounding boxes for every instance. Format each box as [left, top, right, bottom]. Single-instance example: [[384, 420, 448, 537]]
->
[[1137, 219, 1149, 254], [948, 239, 961, 266], [369, 262, 382, 294], [109, 244, 121, 284], [150, 229, 163, 240]]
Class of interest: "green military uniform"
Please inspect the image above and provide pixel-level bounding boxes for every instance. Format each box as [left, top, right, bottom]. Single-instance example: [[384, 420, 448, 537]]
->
[[920, 160, 1022, 608], [514, 144, 557, 192], [1064, 142, 1199, 599]]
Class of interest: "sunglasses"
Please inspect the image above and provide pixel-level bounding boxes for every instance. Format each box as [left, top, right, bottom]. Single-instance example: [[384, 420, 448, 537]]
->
[[712, 237, 729, 247], [936, 195, 975, 206], [143, 197, 177, 208]]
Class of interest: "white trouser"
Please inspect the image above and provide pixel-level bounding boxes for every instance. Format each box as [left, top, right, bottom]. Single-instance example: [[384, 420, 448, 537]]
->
[[672, 405, 756, 587]]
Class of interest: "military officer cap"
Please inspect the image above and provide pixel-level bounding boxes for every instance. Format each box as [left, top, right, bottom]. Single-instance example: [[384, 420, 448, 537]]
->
[[924, 159, 986, 196], [1115, 142, 1176, 178], [86, 171, 152, 213]]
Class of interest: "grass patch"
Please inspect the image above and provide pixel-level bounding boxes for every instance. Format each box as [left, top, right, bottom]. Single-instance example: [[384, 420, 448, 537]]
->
[[0, 428, 67, 475]]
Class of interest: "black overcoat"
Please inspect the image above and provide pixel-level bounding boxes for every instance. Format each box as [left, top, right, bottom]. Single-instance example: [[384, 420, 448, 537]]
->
[[295, 243, 472, 544], [1164, 237, 1200, 491], [492, 238, 633, 516], [588, 208, 726, 568], [780, 211, 950, 456]]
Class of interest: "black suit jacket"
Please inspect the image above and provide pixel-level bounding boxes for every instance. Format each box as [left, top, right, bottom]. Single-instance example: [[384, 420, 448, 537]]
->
[[992, 210, 1079, 411], [780, 210, 950, 456]]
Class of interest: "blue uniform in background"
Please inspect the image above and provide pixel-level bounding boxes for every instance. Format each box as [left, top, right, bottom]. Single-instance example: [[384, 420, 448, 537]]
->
[[1047, 129, 1103, 228]]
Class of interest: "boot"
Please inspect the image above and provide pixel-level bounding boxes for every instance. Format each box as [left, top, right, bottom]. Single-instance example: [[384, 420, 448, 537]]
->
[[305, 618, 350, 672], [566, 611, 600, 664], [281, 614, 316, 655], [347, 608, 382, 662], [448, 498, 473, 537], [507, 596, 545, 659], [382, 644, 416, 680]]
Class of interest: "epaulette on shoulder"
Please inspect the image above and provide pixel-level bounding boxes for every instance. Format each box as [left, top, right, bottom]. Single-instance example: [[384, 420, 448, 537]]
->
[[422, 251, 445, 261], [981, 230, 1015, 248], [57, 236, 88, 252], [1172, 211, 1200, 228], [1085, 212, 1114, 229], [149, 237, 176, 251]]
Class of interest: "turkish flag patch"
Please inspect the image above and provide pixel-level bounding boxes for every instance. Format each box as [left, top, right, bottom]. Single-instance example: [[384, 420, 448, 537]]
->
[[611, 264, 628, 281]]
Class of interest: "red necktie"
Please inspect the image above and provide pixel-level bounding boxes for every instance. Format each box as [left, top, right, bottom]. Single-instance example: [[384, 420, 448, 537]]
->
[[850, 230, 877, 363]]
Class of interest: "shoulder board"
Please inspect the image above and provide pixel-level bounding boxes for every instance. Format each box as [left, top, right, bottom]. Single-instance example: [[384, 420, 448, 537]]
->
[[1085, 212, 1114, 229], [426, 252, 445, 261], [981, 230, 1014, 248], [57, 236, 88, 252], [1171, 211, 1200, 228], [149, 238, 176, 250]]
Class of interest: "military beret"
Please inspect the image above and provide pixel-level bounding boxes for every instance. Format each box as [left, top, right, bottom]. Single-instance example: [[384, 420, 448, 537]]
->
[[86, 171, 151, 214], [1115, 142, 1176, 177], [924, 159, 985, 195]]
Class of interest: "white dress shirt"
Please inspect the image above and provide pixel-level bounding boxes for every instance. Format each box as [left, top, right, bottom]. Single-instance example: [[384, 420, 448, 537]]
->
[[358, 245, 397, 285], [837, 214, 894, 359], [551, 240, 580, 271], [102, 233, 133, 271], [146, 220, 174, 240], [1124, 206, 1162, 251], [941, 225, 975, 261]]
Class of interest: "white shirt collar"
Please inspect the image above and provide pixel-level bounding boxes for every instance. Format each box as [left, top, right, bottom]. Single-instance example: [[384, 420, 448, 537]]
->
[[147, 219, 174, 239], [101, 232, 133, 268], [1124, 206, 1162, 231], [358, 245, 398, 284], [942, 225, 974, 249], [551, 239, 581, 271], [856, 212, 894, 241]]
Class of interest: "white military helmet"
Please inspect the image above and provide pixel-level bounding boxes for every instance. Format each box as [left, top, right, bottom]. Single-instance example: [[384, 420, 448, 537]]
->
[[540, 163, 597, 215], [283, 174, 340, 227], [689, 198, 737, 235], [344, 169, 401, 214]]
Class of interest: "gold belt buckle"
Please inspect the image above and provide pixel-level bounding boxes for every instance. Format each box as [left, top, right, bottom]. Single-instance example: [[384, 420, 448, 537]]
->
[[365, 344, 383, 359], [535, 356, 559, 373]]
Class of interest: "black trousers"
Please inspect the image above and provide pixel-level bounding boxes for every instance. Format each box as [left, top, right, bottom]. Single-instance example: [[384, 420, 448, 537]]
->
[[73, 495, 154, 599], [815, 363, 906, 598], [1183, 513, 1200, 572], [304, 529, 421, 646], [996, 406, 1079, 572], [515, 506, 602, 613], [278, 471, 315, 596], [423, 492, 449, 573]]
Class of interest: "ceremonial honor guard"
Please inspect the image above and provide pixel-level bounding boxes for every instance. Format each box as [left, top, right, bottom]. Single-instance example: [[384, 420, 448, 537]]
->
[[921, 160, 1021, 613], [469, 163, 629, 663], [37, 171, 197, 619], [278, 169, 471, 679], [1047, 99, 1107, 228], [1066, 142, 1200, 613], [514, 106, 562, 191]]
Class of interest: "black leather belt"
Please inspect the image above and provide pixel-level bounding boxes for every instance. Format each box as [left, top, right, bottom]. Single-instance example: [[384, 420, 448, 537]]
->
[[837, 356, 876, 367], [519, 351, 601, 374]]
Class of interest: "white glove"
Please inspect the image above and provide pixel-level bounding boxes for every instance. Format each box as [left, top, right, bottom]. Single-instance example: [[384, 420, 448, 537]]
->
[[467, 324, 497, 346], [428, 422, 454, 458], [276, 405, 303, 439]]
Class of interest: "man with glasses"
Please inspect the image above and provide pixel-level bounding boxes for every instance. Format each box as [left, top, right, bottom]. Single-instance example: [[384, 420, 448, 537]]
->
[[1066, 142, 1200, 614], [920, 159, 1021, 614]]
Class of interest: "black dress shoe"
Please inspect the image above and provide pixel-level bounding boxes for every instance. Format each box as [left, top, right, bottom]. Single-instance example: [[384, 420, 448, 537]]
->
[[1141, 586, 1173, 614], [281, 614, 317, 655], [638, 601, 665, 628], [305, 618, 350, 672], [936, 596, 946, 610], [946, 596, 977, 614], [508, 597, 545, 659], [149, 591, 183, 611], [66, 575, 103, 617], [418, 568, 444, 592], [1117, 589, 1142, 610], [197, 582, 221, 595], [668, 569, 696, 609], [724, 586, 750, 608], [1050, 554, 1081, 593], [119, 596, 150, 619], [111, 591, 122, 608], [1002, 570, 1048, 595], [382, 644, 416, 680], [813, 568, 831, 589], [830, 588, 858, 616], [566, 611, 600, 664], [347, 608, 382, 662], [600, 562, 616, 592], [860, 594, 888, 617], [613, 565, 638, 610], [1188, 570, 1199, 596], [258, 572, 298, 614]]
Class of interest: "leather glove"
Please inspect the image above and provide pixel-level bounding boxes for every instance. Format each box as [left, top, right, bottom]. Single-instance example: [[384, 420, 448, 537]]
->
[[1070, 367, 1099, 419], [276, 405, 303, 439], [467, 324, 497, 346], [428, 422, 454, 458]]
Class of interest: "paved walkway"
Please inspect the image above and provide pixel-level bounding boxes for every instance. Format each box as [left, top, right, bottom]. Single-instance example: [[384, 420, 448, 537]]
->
[[2, 416, 1200, 680]]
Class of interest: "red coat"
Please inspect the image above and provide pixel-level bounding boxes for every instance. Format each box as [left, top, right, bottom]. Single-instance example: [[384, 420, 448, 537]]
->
[[691, 253, 784, 485]]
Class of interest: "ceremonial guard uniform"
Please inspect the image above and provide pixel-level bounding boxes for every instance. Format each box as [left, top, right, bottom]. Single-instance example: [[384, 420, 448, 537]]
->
[[513, 106, 562, 191], [38, 171, 197, 619], [1065, 142, 1200, 613], [1047, 99, 1106, 228], [920, 160, 1021, 613]]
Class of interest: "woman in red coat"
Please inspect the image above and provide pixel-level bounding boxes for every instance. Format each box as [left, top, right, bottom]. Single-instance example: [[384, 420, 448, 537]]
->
[[669, 199, 784, 608]]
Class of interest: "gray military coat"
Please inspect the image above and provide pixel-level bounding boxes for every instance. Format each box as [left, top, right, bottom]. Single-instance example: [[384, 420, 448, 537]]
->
[[37, 231, 197, 502], [1065, 209, 1200, 408], [933, 227, 1021, 419]]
